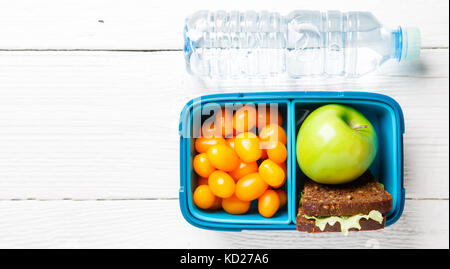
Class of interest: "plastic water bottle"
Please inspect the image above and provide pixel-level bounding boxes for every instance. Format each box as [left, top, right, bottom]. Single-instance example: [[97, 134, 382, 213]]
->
[[184, 10, 421, 79]]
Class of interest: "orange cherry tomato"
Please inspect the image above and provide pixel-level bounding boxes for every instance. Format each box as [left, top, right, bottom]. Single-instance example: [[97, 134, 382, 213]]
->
[[278, 162, 287, 179], [234, 132, 262, 163], [215, 107, 234, 137], [208, 171, 235, 198], [259, 124, 287, 145], [207, 144, 239, 172], [276, 189, 287, 208], [266, 141, 287, 163], [197, 177, 208, 186], [199, 121, 222, 138], [257, 107, 283, 130], [258, 189, 280, 218], [233, 105, 257, 134], [260, 149, 268, 159], [195, 137, 226, 153], [229, 160, 258, 181], [226, 137, 235, 150], [259, 159, 286, 188], [222, 194, 251, 215], [235, 172, 268, 201], [193, 153, 216, 178], [193, 185, 216, 209], [208, 196, 222, 211]]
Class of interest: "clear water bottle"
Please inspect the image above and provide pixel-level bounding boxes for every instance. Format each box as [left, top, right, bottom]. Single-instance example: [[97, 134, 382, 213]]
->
[[184, 10, 421, 79]]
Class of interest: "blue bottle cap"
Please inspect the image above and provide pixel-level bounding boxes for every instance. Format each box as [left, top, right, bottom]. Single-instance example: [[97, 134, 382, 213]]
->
[[402, 27, 421, 61]]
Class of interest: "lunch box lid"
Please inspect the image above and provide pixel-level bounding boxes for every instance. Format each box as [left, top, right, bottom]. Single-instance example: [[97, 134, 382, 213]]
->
[[179, 91, 405, 231]]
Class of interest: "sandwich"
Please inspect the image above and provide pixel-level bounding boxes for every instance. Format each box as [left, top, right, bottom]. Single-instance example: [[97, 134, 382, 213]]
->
[[296, 170, 393, 235]]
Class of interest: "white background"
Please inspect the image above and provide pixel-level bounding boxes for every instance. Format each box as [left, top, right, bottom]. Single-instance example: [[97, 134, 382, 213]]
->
[[0, 0, 448, 248]]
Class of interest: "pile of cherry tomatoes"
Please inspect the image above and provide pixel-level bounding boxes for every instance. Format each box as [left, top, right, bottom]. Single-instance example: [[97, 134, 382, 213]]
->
[[192, 105, 288, 218]]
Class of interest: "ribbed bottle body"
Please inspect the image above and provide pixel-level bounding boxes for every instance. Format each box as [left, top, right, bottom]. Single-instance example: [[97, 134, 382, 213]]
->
[[184, 10, 401, 78]]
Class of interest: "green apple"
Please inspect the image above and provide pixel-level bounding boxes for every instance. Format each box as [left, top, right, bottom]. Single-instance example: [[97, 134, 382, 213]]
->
[[296, 104, 377, 184]]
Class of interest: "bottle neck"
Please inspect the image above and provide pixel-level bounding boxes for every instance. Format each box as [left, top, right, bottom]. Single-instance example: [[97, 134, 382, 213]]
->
[[393, 26, 403, 61]]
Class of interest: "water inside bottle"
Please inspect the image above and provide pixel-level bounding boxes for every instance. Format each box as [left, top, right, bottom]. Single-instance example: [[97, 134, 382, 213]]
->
[[184, 10, 406, 79]]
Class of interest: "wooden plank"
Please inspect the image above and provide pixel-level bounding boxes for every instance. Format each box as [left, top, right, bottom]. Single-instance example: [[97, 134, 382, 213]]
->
[[0, 49, 448, 199], [0, 0, 448, 50], [0, 199, 447, 248]]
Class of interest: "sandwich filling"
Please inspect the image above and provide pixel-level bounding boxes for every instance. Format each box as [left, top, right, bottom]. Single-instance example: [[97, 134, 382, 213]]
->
[[304, 210, 383, 236]]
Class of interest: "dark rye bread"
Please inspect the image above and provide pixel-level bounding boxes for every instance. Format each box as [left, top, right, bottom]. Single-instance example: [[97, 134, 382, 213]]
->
[[296, 208, 386, 233], [301, 170, 393, 217]]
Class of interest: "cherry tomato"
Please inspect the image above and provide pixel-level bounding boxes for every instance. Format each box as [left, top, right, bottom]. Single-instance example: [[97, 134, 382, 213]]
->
[[259, 124, 287, 145], [222, 194, 251, 215], [208, 171, 235, 198], [215, 107, 234, 137], [199, 121, 222, 138], [266, 141, 287, 163], [259, 159, 286, 188], [278, 162, 287, 180], [193, 185, 216, 209], [226, 137, 235, 150], [195, 137, 226, 153], [258, 189, 280, 218], [207, 144, 239, 172], [276, 189, 287, 208], [234, 132, 262, 163], [208, 196, 222, 211], [235, 172, 268, 201], [260, 149, 268, 159], [257, 107, 283, 130], [193, 153, 216, 178], [197, 177, 208, 186], [233, 105, 257, 134], [229, 160, 258, 181]]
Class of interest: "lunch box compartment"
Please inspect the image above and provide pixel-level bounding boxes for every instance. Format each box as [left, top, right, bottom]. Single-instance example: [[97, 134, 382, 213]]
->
[[179, 92, 405, 231], [181, 97, 293, 230], [291, 97, 405, 226]]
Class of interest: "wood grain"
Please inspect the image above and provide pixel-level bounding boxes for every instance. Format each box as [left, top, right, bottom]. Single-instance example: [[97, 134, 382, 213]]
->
[[0, 199, 446, 248], [0, 0, 448, 50], [0, 0, 448, 249], [0, 49, 448, 199]]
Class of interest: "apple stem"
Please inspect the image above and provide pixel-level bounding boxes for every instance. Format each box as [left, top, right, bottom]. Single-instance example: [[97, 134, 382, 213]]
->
[[352, 125, 368, 130]]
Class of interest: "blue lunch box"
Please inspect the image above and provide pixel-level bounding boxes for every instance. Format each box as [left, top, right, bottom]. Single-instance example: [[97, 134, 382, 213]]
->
[[179, 91, 405, 231]]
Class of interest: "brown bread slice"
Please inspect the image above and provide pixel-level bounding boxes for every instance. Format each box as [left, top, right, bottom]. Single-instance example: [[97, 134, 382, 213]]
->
[[296, 208, 386, 233], [301, 170, 393, 217]]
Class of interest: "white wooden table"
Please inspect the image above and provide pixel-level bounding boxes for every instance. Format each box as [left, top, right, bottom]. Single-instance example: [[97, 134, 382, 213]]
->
[[0, 0, 448, 249]]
